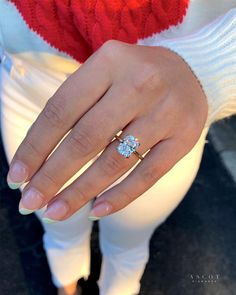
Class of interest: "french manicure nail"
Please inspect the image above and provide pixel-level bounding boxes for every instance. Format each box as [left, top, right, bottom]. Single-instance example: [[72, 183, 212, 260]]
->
[[19, 207, 34, 215], [7, 160, 28, 189], [42, 218, 57, 224], [43, 200, 69, 220], [18, 200, 34, 215], [21, 188, 44, 210], [88, 215, 101, 221], [88, 201, 112, 220]]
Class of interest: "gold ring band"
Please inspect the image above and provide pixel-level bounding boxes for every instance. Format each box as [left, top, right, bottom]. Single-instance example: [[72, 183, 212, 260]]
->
[[133, 150, 144, 160]]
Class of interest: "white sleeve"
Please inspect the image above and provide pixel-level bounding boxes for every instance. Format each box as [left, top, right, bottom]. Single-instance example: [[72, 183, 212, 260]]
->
[[154, 8, 236, 127]]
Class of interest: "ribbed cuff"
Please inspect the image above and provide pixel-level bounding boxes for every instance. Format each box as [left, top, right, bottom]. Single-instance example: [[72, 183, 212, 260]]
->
[[156, 8, 236, 127]]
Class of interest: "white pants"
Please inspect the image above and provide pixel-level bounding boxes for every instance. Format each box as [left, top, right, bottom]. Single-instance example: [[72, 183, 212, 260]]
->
[[0, 52, 209, 295]]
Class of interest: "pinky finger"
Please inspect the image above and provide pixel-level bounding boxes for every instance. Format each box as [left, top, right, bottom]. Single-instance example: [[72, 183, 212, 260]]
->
[[89, 137, 187, 219]]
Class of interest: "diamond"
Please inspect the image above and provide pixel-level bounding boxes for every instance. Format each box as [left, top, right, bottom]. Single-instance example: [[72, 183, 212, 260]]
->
[[117, 135, 140, 158]]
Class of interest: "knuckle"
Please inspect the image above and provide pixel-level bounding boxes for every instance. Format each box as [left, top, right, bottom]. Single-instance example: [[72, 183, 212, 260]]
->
[[140, 165, 160, 186], [176, 132, 196, 154], [176, 119, 200, 150], [132, 65, 159, 94], [69, 127, 95, 157], [72, 186, 89, 205], [119, 188, 134, 205], [21, 137, 44, 159], [40, 169, 59, 188], [41, 97, 65, 128], [99, 39, 124, 60], [101, 39, 120, 51], [100, 153, 129, 176]]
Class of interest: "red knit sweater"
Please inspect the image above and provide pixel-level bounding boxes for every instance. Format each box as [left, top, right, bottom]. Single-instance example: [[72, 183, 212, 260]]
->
[[10, 0, 189, 63]]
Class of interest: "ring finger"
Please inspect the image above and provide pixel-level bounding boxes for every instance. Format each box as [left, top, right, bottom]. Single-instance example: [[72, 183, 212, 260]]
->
[[41, 114, 168, 221]]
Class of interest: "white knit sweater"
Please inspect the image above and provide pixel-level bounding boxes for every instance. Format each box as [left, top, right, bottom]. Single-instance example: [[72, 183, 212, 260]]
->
[[0, 0, 236, 127]]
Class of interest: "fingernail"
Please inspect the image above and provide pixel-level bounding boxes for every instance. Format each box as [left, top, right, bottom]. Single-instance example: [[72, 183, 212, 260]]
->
[[42, 218, 57, 224], [21, 188, 44, 210], [88, 201, 112, 220], [18, 200, 34, 215], [7, 160, 28, 189], [43, 200, 69, 220], [88, 215, 101, 221]]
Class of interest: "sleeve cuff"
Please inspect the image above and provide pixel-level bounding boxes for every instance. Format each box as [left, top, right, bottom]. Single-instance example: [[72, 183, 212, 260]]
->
[[155, 8, 236, 127]]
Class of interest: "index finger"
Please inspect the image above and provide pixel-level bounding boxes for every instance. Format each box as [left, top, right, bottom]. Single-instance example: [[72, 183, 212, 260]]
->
[[7, 50, 112, 189]]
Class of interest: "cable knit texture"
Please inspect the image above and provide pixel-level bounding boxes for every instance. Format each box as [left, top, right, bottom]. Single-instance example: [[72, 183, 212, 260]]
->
[[10, 0, 189, 62], [155, 9, 236, 126]]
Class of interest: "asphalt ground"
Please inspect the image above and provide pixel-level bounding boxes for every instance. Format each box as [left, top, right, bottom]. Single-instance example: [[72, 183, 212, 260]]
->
[[0, 130, 236, 295]]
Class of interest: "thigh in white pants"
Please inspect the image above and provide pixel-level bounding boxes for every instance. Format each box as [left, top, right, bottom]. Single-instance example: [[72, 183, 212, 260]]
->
[[0, 55, 209, 295]]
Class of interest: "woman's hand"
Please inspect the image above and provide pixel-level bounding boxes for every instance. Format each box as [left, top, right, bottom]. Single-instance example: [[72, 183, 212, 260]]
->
[[7, 40, 208, 221]]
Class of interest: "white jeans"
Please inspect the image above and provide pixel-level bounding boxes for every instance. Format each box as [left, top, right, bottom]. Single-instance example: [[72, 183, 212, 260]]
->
[[0, 52, 209, 295]]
